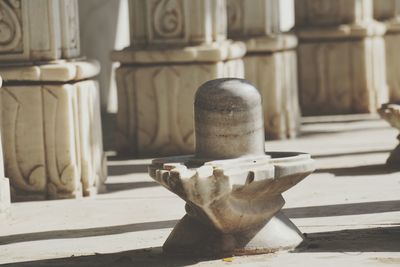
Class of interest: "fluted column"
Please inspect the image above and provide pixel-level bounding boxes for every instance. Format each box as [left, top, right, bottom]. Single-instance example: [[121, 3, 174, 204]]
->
[[0, 0, 107, 200], [227, 0, 301, 139], [374, 0, 400, 101], [296, 0, 389, 116], [112, 0, 245, 157]]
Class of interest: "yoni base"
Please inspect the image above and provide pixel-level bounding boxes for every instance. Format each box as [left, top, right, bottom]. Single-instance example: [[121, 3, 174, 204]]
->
[[163, 211, 304, 257], [387, 139, 400, 167]]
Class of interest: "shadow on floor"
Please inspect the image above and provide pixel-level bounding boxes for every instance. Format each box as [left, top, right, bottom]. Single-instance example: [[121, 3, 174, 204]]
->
[[312, 150, 393, 159], [0, 247, 206, 267], [103, 181, 160, 193], [107, 163, 149, 175], [315, 163, 399, 176], [296, 226, 400, 253], [300, 125, 389, 138], [0, 220, 178, 246], [283, 199, 400, 219]]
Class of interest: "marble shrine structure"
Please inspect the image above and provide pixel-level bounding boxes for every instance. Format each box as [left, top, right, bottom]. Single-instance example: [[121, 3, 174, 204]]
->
[[374, 0, 400, 102], [296, 0, 389, 116], [0, 0, 107, 201], [227, 0, 301, 139], [149, 78, 315, 256], [0, 76, 10, 214]]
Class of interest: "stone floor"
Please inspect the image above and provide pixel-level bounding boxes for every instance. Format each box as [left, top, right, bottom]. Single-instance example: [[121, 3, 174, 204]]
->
[[1, 115, 400, 266]]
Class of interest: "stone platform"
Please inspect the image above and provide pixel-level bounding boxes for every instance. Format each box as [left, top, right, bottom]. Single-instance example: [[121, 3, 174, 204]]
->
[[0, 116, 399, 266]]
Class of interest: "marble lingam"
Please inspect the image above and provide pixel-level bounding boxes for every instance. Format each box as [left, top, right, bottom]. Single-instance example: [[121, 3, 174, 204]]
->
[[149, 78, 315, 256], [379, 103, 400, 166]]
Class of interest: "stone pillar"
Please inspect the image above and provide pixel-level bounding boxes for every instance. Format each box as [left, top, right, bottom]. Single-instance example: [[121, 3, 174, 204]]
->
[[296, 0, 389, 116], [0, 76, 11, 214], [227, 0, 301, 139], [112, 0, 246, 157], [374, 0, 400, 102], [0, 0, 107, 201]]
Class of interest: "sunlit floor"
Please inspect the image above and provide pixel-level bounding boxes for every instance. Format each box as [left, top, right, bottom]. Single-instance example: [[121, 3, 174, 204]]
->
[[1, 115, 400, 266]]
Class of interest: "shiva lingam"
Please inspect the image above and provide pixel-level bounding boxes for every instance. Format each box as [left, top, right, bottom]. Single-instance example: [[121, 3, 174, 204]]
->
[[149, 78, 315, 256], [379, 103, 400, 166]]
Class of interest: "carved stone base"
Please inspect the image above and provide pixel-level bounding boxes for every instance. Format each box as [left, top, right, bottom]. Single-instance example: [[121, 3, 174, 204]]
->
[[164, 211, 303, 257], [384, 33, 400, 102], [0, 61, 106, 201], [113, 42, 245, 157], [298, 35, 388, 116], [242, 35, 300, 139], [0, 177, 10, 214]]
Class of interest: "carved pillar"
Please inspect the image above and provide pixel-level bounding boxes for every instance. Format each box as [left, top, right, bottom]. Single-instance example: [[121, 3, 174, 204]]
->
[[0, 76, 11, 214], [227, 0, 301, 139], [374, 0, 400, 102], [0, 0, 107, 201], [296, 0, 389, 116], [112, 0, 245, 157]]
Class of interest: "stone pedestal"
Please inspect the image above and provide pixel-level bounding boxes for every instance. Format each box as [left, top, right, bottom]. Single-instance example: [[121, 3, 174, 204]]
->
[[374, 0, 400, 102], [227, 0, 301, 139], [113, 0, 245, 157], [0, 0, 106, 201], [149, 79, 315, 256], [0, 62, 106, 201], [296, 0, 389, 116], [0, 77, 11, 214]]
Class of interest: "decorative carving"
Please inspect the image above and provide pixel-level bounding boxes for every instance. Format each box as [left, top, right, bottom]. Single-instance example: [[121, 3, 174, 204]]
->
[[298, 38, 388, 115], [1, 79, 106, 200], [1, 86, 47, 200], [152, 0, 185, 40], [0, 0, 22, 53], [295, 0, 372, 27]]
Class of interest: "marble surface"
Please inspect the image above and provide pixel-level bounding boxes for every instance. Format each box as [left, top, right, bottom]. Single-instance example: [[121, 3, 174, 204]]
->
[[0, 0, 80, 61], [0, 60, 100, 82], [0, 64, 106, 200]]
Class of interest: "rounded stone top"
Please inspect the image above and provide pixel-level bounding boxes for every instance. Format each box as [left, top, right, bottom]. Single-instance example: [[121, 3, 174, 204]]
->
[[194, 78, 265, 159], [195, 78, 262, 112]]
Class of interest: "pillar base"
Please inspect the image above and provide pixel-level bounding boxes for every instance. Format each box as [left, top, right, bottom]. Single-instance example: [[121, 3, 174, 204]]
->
[[164, 212, 303, 257], [0, 177, 10, 214], [0, 60, 107, 201], [240, 35, 301, 140], [298, 33, 388, 116]]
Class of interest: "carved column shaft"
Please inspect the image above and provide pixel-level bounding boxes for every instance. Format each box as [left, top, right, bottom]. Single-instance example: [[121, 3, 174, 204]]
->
[[0, 0, 107, 201], [227, 0, 301, 140], [112, 0, 245, 157], [296, 0, 389, 116], [374, 0, 400, 102], [0, 76, 11, 214]]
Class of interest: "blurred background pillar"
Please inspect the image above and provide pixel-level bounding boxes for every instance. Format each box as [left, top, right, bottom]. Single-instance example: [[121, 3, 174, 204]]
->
[[296, 0, 389, 116], [0, 0, 107, 201], [227, 0, 301, 139], [112, 0, 246, 157], [0, 76, 10, 214], [374, 0, 400, 102]]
